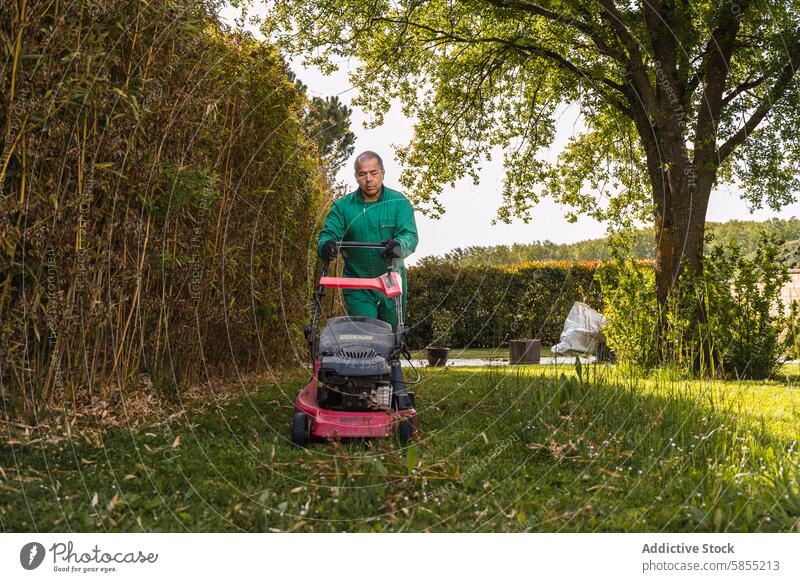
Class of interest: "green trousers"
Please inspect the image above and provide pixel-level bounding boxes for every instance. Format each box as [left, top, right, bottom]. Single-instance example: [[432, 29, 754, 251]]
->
[[343, 288, 406, 332]]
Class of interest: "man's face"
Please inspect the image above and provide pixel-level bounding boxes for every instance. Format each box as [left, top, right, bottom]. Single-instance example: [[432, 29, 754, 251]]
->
[[355, 157, 385, 198]]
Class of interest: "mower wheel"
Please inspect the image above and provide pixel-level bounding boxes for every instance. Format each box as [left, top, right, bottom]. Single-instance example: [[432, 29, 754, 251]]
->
[[291, 411, 309, 447], [398, 417, 415, 445]]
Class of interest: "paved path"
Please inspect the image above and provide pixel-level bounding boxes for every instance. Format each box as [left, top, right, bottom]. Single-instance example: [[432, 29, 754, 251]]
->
[[401, 356, 596, 368]]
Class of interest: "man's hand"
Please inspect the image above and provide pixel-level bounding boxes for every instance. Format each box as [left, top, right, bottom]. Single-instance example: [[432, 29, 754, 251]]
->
[[321, 239, 339, 261], [381, 239, 402, 259]]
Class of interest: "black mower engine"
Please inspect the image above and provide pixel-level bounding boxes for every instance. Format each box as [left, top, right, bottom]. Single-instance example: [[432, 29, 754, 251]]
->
[[316, 316, 397, 411]]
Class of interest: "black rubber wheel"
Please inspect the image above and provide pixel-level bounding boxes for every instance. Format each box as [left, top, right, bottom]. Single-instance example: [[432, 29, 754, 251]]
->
[[398, 417, 415, 445], [291, 411, 309, 447]]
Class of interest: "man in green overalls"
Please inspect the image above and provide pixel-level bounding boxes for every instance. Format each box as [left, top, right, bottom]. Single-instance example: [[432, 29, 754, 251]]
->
[[317, 151, 418, 332]]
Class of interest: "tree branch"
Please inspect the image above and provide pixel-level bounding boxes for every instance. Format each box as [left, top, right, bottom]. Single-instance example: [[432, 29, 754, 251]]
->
[[596, 0, 658, 115], [642, 0, 682, 100], [692, 2, 749, 172], [374, 16, 629, 101], [720, 74, 765, 108], [718, 32, 800, 161], [481, 0, 629, 63]]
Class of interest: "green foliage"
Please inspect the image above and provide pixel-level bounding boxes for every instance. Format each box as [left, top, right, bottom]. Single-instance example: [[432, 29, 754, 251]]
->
[[407, 261, 602, 349], [261, 0, 800, 224], [700, 236, 791, 379], [406, 442, 418, 476], [596, 259, 660, 371], [307, 95, 356, 174], [431, 309, 455, 347], [777, 239, 800, 269], [429, 308, 454, 347], [710, 219, 800, 256], [599, 235, 793, 379], [143, 163, 221, 218]]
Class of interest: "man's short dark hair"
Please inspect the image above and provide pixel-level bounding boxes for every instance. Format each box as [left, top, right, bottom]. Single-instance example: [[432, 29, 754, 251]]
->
[[354, 151, 384, 173]]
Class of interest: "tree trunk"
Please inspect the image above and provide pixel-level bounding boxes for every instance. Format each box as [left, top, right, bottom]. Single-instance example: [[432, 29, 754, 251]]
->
[[653, 173, 713, 366], [653, 193, 707, 307], [649, 128, 712, 308]]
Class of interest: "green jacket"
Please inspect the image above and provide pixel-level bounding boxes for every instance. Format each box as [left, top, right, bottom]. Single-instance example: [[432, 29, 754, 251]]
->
[[317, 185, 418, 284]]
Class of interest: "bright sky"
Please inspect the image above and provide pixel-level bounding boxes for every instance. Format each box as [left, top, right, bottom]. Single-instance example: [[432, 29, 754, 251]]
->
[[220, 4, 800, 265]]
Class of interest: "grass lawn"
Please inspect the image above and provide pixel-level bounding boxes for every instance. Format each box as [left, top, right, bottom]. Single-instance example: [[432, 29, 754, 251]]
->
[[3, 363, 800, 532]]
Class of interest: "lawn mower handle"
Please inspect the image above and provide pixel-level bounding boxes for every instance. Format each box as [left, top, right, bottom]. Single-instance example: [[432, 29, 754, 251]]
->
[[326, 240, 401, 272], [309, 241, 405, 356], [336, 241, 387, 250]]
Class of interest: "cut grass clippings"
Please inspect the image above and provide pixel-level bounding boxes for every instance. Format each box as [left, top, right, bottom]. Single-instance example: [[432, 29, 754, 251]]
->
[[2, 363, 800, 532]]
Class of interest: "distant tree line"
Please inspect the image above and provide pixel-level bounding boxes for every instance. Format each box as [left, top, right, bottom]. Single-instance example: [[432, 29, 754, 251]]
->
[[417, 218, 800, 267]]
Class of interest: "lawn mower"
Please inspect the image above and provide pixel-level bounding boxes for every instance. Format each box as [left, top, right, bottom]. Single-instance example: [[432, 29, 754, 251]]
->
[[291, 241, 417, 446]]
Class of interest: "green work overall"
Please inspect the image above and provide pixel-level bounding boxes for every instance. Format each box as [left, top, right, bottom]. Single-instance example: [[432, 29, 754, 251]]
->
[[317, 185, 418, 331]]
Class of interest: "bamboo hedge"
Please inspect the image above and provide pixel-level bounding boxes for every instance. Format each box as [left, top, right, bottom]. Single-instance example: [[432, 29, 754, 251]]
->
[[1, 0, 330, 414]]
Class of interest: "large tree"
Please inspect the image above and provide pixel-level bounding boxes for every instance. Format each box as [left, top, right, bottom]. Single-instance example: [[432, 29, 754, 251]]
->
[[259, 0, 800, 308]]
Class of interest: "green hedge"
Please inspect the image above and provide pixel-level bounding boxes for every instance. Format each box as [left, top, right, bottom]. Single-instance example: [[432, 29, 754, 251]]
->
[[406, 261, 605, 349]]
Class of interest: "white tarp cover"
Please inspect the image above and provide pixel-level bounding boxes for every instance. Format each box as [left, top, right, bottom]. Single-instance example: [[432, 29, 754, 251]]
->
[[551, 301, 607, 356]]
